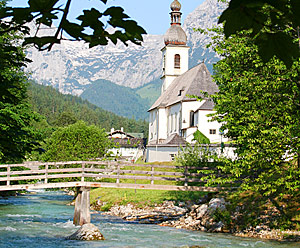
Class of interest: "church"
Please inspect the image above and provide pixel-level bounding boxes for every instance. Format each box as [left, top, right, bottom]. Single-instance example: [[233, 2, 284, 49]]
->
[[146, 0, 226, 162]]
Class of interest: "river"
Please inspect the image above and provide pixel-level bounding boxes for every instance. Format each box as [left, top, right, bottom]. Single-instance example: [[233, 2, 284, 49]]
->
[[0, 191, 298, 248]]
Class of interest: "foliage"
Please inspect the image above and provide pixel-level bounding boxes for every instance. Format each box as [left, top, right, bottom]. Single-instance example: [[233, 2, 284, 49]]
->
[[81, 79, 150, 120], [219, 0, 300, 67], [0, 0, 146, 51], [41, 121, 114, 161], [0, 6, 42, 163], [53, 111, 77, 127], [28, 82, 149, 138], [209, 26, 300, 222], [176, 144, 209, 168], [134, 78, 162, 106], [192, 130, 210, 144], [90, 187, 206, 211]]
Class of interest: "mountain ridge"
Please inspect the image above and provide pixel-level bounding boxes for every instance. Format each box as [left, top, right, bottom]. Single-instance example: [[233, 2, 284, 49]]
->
[[25, 0, 226, 119]]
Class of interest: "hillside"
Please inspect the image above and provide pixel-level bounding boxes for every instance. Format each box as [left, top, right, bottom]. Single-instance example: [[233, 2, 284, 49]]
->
[[28, 82, 148, 137], [80, 79, 150, 120], [134, 79, 162, 107]]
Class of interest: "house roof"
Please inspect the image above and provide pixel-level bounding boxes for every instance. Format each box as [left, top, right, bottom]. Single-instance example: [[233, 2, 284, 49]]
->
[[149, 63, 218, 111], [148, 133, 186, 147], [107, 130, 144, 139], [197, 99, 215, 111]]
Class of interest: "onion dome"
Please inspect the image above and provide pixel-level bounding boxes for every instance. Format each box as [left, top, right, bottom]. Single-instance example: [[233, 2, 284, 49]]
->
[[170, 0, 181, 11], [164, 25, 187, 45], [164, 0, 187, 45]]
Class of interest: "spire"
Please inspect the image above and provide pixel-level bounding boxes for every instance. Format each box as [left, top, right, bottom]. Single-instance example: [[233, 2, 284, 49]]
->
[[170, 0, 182, 25], [164, 0, 187, 45]]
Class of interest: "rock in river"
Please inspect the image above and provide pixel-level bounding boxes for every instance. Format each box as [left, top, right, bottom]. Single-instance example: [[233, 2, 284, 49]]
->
[[67, 223, 105, 241]]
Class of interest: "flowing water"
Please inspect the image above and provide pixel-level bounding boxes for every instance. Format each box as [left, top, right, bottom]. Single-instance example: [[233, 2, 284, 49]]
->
[[0, 191, 298, 248]]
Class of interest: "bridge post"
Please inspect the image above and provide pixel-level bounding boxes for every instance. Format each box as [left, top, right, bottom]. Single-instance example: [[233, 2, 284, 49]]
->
[[7, 165, 10, 186], [73, 186, 91, 226]]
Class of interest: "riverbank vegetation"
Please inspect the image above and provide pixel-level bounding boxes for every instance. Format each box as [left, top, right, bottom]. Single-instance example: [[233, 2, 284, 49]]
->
[[90, 187, 207, 211]]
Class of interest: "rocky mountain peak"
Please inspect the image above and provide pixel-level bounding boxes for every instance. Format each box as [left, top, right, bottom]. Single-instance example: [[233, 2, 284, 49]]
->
[[25, 0, 226, 96]]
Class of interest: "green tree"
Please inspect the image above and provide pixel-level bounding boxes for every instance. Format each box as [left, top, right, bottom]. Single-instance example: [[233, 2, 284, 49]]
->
[[42, 121, 113, 161], [192, 130, 210, 144], [0, 2, 42, 163], [0, 0, 146, 51], [210, 27, 300, 225], [219, 0, 300, 67], [54, 111, 78, 127]]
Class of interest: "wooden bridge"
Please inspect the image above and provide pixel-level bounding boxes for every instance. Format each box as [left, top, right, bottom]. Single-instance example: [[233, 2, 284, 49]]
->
[[0, 161, 222, 226]]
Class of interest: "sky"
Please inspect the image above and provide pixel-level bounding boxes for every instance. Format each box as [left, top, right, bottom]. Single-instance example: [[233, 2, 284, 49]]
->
[[9, 0, 205, 35]]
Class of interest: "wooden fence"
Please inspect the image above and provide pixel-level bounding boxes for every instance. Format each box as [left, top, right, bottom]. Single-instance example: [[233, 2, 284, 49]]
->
[[0, 161, 224, 192]]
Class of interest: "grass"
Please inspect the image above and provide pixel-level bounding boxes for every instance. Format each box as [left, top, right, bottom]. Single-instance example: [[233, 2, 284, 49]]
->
[[90, 187, 208, 210]]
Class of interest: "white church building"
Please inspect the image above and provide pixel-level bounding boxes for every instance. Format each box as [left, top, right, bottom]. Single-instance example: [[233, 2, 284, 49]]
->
[[146, 0, 227, 162]]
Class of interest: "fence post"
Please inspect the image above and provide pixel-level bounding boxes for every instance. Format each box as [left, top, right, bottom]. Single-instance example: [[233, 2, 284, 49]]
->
[[116, 164, 120, 184], [81, 163, 85, 183], [184, 164, 188, 187], [45, 163, 48, 184], [7, 165, 10, 186], [151, 165, 154, 185]]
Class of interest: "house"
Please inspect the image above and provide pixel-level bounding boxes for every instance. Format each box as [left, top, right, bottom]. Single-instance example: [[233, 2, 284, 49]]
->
[[146, 0, 227, 162], [108, 128, 145, 162]]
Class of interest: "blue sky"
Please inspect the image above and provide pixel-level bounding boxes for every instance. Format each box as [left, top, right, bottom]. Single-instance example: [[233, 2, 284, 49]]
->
[[9, 0, 205, 34]]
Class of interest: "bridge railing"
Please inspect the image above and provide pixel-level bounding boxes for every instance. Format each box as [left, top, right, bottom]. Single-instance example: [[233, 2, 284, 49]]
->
[[0, 161, 225, 192]]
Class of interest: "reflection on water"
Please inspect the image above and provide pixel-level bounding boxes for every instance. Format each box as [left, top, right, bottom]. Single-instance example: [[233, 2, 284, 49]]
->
[[0, 191, 299, 248]]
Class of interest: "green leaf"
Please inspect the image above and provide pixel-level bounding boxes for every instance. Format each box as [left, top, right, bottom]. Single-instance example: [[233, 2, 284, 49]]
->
[[77, 8, 104, 29], [256, 32, 299, 68], [61, 20, 84, 40], [23, 36, 60, 49]]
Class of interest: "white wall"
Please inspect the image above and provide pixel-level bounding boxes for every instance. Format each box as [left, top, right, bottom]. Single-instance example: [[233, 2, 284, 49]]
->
[[146, 145, 236, 163], [148, 109, 158, 143], [157, 108, 168, 142], [181, 101, 203, 130], [197, 110, 228, 143], [161, 45, 189, 93], [146, 146, 181, 163]]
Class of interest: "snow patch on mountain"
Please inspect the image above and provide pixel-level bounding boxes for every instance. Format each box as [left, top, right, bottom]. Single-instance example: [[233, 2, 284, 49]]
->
[[25, 0, 226, 95]]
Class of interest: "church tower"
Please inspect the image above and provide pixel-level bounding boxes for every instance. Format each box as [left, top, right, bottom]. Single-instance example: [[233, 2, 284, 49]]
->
[[161, 0, 189, 93]]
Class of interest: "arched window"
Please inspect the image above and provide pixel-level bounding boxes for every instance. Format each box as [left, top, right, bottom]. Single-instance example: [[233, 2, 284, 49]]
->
[[190, 111, 195, 127], [174, 54, 180, 69]]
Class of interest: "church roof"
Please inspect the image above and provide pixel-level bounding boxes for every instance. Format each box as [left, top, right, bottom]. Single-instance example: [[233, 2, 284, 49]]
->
[[197, 99, 215, 111], [147, 133, 186, 147], [149, 63, 218, 111], [164, 25, 187, 45]]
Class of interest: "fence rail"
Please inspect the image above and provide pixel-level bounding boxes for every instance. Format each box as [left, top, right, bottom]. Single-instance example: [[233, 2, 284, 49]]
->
[[0, 161, 224, 192]]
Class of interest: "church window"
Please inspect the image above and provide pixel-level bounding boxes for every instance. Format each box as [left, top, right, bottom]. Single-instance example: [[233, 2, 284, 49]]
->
[[174, 54, 180, 69], [190, 111, 195, 127], [210, 129, 217, 135]]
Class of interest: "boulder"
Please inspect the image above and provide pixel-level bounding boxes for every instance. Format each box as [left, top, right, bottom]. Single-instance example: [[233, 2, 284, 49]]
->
[[67, 223, 105, 241], [207, 198, 226, 213]]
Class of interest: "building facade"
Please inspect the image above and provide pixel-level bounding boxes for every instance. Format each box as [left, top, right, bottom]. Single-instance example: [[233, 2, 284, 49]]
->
[[146, 0, 227, 162]]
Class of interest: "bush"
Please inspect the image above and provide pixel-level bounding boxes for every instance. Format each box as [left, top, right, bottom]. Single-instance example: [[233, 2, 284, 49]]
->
[[42, 121, 113, 162]]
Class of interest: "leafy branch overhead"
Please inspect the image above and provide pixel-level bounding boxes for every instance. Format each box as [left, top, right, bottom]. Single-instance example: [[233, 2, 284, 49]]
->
[[219, 0, 300, 67], [0, 0, 146, 51]]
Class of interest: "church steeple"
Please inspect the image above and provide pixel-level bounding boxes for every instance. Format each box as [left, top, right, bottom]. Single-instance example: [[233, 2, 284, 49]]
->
[[161, 0, 189, 93], [164, 0, 187, 45], [170, 0, 182, 25]]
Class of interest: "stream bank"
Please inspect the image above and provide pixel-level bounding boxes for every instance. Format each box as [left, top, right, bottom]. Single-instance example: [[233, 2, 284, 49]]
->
[[92, 195, 300, 242]]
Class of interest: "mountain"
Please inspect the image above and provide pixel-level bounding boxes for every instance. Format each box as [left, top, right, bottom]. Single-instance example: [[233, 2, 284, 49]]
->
[[28, 82, 149, 135], [134, 78, 162, 106], [25, 0, 226, 118], [81, 79, 150, 120], [184, 0, 226, 72]]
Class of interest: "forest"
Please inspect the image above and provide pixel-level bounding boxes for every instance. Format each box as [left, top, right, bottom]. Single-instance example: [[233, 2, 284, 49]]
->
[[28, 82, 149, 136]]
